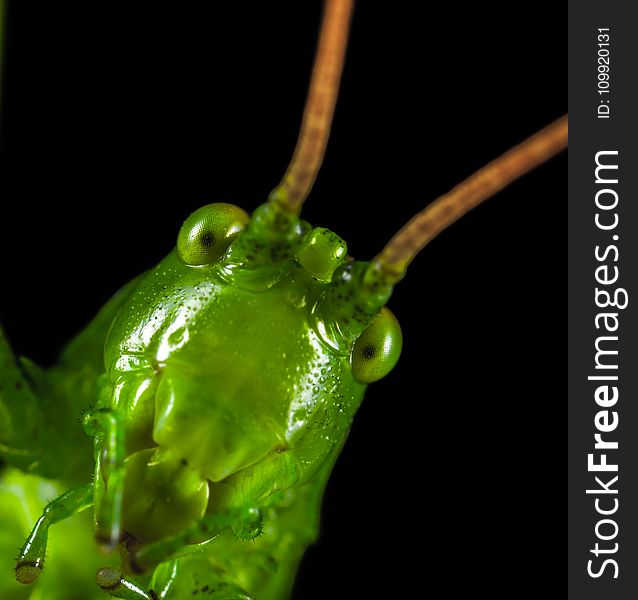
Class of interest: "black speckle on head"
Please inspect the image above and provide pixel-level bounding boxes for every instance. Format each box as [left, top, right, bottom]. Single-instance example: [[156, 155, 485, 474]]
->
[[149, 591, 158, 600], [201, 586, 210, 592], [361, 344, 376, 360], [201, 231, 216, 248]]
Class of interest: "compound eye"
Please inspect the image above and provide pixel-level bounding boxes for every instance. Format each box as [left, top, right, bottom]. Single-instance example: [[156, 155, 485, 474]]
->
[[177, 203, 249, 265], [351, 307, 402, 383]]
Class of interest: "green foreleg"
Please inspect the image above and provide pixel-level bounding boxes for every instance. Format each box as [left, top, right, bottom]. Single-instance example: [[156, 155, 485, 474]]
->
[[96, 567, 153, 599], [129, 506, 262, 574], [15, 483, 93, 584], [96, 559, 253, 600], [83, 408, 126, 548]]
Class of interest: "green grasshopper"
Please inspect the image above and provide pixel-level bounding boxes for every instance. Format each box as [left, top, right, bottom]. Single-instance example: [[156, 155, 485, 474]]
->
[[0, 1, 567, 598]]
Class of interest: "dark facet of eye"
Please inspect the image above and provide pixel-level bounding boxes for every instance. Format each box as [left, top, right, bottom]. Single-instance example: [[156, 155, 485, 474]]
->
[[351, 307, 402, 383], [177, 203, 249, 266]]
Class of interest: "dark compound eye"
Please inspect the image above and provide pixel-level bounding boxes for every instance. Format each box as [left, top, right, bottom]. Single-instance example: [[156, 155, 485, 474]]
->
[[177, 203, 249, 266], [351, 307, 402, 383]]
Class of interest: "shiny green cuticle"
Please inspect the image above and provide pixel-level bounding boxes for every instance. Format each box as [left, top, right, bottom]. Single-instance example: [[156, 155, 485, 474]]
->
[[295, 227, 347, 282], [0, 199, 401, 600]]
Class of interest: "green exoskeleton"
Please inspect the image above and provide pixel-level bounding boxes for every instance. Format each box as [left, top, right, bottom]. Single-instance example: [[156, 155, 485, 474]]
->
[[0, 1, 567, 598]]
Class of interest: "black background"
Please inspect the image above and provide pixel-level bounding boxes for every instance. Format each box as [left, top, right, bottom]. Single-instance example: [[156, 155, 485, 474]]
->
[[0, 1, 565, 598]]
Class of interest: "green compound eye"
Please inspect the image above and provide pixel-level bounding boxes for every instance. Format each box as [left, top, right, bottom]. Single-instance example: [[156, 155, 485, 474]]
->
[[177, 203, 250, 265], [351, 307, 402, 383]]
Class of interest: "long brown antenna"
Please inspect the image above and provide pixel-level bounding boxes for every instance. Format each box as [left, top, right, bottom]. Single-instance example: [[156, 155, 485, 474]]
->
[[370, 115, 568, 282], [270, 0, 354, 215]]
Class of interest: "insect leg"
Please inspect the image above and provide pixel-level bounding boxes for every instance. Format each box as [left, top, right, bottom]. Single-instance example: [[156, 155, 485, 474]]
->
[[83, 407, 126, 549], [15, 483, 93, 585], [96, 567, 154, 600], [0, 326, 45, 471], [128, 506, 262, 574], [96, 561, 251, 600]]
